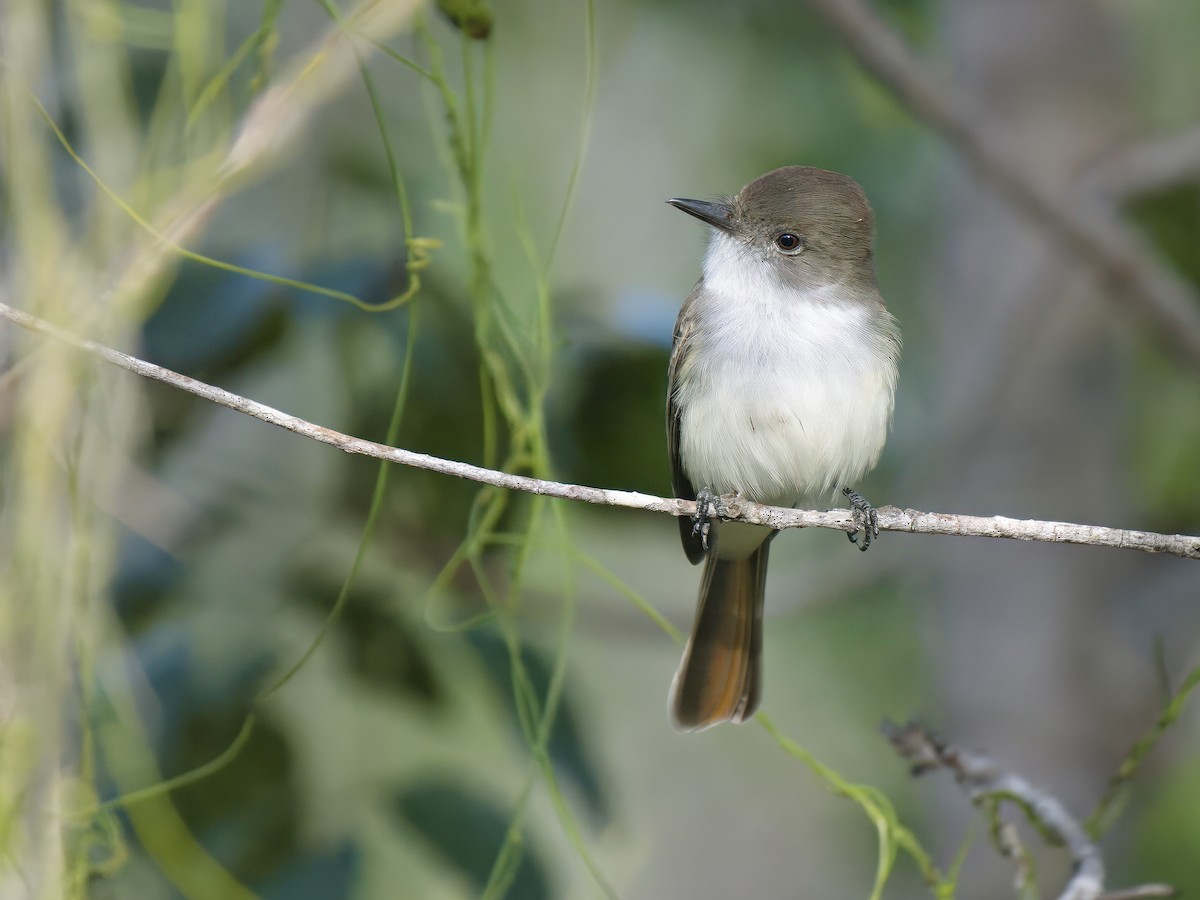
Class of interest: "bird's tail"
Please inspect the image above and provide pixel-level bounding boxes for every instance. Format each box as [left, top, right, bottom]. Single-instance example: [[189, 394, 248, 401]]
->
[[669, 541, 769, 731]]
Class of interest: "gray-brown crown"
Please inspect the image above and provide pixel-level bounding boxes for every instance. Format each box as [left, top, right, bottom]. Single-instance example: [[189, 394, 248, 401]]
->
[[733, 166, 874, 262]]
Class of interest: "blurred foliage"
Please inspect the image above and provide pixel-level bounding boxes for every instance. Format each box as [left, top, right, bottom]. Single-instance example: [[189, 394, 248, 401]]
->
[[393, 782, 549, 898], [1125, 185, 1200, 528], [1130, 752, 1200, 897], [434, 0, 493, 40], [550, 341, 669, 495]]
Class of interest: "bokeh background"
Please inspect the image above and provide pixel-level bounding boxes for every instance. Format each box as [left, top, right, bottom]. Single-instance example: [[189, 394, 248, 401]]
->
[[2, 0, 1199, 898]]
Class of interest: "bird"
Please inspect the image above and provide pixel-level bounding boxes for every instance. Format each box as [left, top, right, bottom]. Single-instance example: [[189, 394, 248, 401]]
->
[[665, 166, 900, 731]]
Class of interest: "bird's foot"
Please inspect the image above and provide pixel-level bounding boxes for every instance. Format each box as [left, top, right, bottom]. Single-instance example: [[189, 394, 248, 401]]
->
[[692, 489, 718, 552], [843, 487, 879, 552]]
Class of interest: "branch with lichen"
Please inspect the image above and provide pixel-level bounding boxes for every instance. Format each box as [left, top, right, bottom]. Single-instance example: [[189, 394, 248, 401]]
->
[[3, 301, 1199, 561]]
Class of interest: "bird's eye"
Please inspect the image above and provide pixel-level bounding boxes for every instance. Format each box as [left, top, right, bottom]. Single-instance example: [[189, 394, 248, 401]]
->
[[775, 232, 804, 253]]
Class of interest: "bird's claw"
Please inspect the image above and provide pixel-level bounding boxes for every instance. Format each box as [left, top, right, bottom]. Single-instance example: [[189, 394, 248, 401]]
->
[[692, 489, 717, 552], [843, 487, 878, 552]]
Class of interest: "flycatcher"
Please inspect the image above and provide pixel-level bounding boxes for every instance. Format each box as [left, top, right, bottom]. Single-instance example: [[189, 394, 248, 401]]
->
[[666, 166, 900, 731]]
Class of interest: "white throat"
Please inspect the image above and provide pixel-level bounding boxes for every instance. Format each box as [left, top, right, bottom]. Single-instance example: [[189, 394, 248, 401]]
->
[[675, 231, 899, 515]]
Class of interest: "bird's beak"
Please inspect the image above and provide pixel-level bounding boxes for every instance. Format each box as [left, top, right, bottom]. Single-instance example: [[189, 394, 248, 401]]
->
[[667, 198, 734, 232]]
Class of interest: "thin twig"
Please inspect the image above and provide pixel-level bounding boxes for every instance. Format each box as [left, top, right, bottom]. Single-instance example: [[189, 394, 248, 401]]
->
[[806, 0, 1200, 368], [884, 722, 1178, 900], [1084, 123, 1200, 199], [2, 301, 1199, 560]]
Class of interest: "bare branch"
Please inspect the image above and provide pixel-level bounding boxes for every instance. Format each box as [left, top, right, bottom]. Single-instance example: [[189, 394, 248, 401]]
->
[[3, 301, 1198, 560], [806, 0, 1200, 369], [1085, 123, 1200, 199], [884, 722, 1177, 900], [869, 507, 1197, 559]]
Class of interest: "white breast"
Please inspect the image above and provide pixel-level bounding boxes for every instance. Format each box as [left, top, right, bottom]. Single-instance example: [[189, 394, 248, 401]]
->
[[675, 232, 899, 510]]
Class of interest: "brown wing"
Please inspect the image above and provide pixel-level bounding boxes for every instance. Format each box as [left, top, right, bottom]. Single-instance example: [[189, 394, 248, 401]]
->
[[667, 283, 706, 565]]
